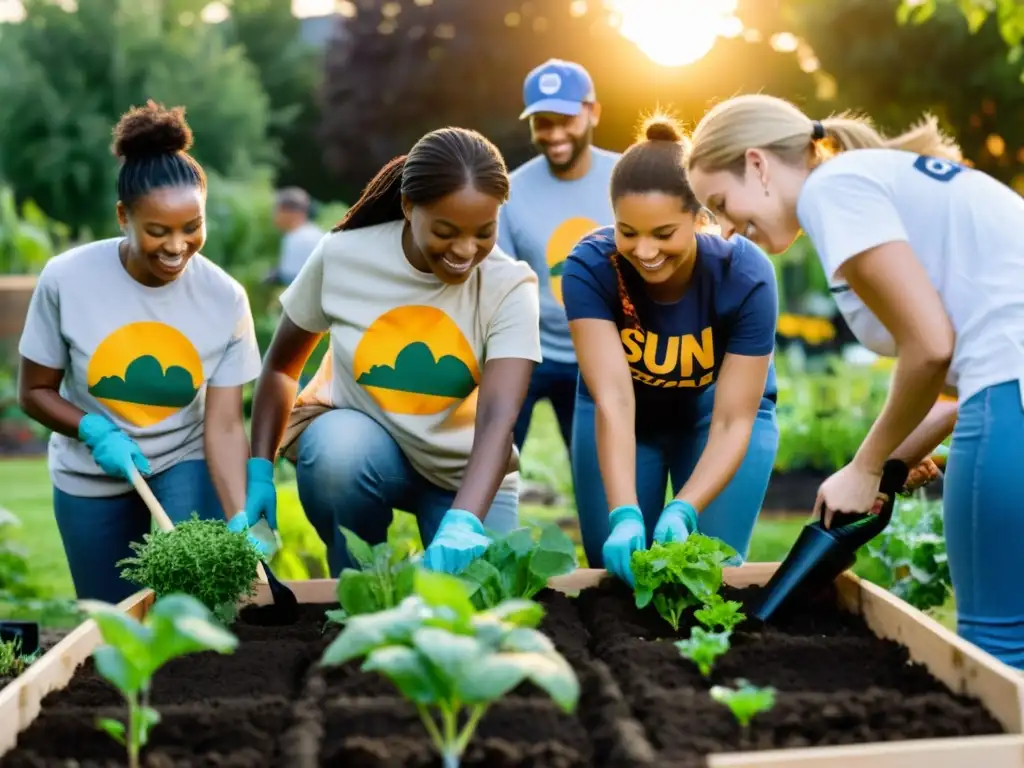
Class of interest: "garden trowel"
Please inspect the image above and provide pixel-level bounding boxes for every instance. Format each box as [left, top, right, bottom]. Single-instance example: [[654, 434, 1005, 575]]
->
[[129, 468, 299, 625], [747, 459, 910, 623]]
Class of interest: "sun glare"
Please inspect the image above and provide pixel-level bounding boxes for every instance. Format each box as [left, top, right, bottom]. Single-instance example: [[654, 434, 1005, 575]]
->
[[605, 0, 742, 67]]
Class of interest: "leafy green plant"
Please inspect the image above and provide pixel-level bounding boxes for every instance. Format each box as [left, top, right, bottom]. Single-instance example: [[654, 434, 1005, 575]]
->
[[694, 593, 746, 633], [118, 515, 260, 623], [321, 568, 579, 768], [82, 593, 239, 768], [0, 636, 37, 677], [675, 626, 731, 677], [864, 493, 952, 611], [630, 535, 738, 631], [458, 524, 577, 610], [324, 527, 418, 627], [0, 506, 40, 601], [710, 679, 776, 729]]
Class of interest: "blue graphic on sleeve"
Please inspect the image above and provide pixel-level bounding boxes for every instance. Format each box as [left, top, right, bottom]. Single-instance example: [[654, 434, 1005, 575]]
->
[[913, 155, 966, 183]]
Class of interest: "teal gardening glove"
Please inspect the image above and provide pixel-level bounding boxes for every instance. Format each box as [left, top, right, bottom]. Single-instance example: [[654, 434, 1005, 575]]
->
[[78, 413, 151, 480], [602, 505, 646, 587], [423, 509, 490, 574], [228, 458, 278, 558], [653, 499, 698, 545]]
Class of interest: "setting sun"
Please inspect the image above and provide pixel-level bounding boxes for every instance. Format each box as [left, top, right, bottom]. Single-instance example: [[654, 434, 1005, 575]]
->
[[605, 0, 743, 67]]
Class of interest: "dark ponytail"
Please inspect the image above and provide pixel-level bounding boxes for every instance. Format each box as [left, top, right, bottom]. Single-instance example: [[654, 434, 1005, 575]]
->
[[334, 127, 509, 232], [112, 100, 206, 208]]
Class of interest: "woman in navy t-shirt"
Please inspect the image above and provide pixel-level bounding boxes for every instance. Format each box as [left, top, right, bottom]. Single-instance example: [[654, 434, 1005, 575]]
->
[[562, 116, 779, 585]]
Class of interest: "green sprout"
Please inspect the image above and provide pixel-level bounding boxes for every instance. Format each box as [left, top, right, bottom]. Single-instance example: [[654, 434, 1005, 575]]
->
[[675, 626, 732, 677], [693, 593, 746, 633], [710, 679, 776, 728]]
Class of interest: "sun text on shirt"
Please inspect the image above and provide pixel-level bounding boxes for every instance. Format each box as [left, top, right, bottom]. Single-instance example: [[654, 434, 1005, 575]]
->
[[620, 326, 716, 389]]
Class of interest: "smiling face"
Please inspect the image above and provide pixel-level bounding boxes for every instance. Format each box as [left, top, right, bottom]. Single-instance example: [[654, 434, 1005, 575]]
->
[[404, 185, 502, 285], [614, 192, 699, 288], [528, 106, 598, 173], [117, 185, 206, 286], [688, 150, 803, 255]]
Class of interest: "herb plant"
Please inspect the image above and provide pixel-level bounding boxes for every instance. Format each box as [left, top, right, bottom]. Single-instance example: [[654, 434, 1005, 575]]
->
[[82, 593, 239, 768], [321, 568, 579, 768], [118, 514, 260, 623], [458, 524, 577, 610], [325, 527, 417, 627], [694, 593, 746, 633], [710, 679, 776, 728], [0, 636, 37, 677], [675, 627, 731, 677], [630, 535, 738, 630]]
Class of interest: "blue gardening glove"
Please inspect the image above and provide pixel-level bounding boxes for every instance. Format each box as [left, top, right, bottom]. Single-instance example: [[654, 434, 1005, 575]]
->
[[78, 413, 150, 480], [602, 505, 646, 587], [242, 457, 277, 530], [422, 509, 490, 575], [227, 510, 276, 559], [653, 499, 699, 544]]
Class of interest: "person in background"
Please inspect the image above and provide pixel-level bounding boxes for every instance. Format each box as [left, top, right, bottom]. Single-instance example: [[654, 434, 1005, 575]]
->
[[246, 127, 541, 577], [498, 58, 619, 454], [269, 186, 324, 286], [16, 101, 263, 603], [686, 92, 1024, 668], [562, 115, 779, 582]]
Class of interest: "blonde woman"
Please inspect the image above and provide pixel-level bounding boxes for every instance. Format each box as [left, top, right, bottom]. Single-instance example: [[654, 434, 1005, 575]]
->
[[684, 94, 1024, 668]]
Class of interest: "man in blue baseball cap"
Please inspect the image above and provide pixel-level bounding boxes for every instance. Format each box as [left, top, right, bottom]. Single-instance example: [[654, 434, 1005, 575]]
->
[[498, 58, 620, 458]]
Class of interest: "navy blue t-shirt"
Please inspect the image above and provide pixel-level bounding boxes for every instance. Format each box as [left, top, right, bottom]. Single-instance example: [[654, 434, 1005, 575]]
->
[[562, 226, 778, 433]]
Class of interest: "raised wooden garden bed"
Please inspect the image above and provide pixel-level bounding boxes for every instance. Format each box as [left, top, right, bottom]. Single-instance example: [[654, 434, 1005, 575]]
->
[[0, 563, 1021, 767]]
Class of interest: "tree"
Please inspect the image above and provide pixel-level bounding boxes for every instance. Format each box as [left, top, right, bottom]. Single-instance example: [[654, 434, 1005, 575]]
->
[[0, 0, 275, 237], [899, 0, 1024, 60]]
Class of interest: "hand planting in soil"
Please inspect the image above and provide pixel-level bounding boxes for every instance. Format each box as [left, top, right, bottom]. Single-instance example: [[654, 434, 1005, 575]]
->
[[630, 534, 738, 630], [81, 593, 239, 768], [324, 527, 418, 627], [320, 567, 580, 768], [694, 592, 746, 632], [118, 513, 261, 623], [675, 626, 732, 677], [710, 678, 776, 728], [457, 523, 577, 610]]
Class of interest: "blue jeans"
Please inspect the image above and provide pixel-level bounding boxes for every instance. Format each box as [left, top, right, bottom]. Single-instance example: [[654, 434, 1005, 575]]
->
[[53, 459, 224, 603], [295, 408, 519, 576], [944, 379, 1024, 668], [513, 358, 578, 450], [572, 386, 779, 567]]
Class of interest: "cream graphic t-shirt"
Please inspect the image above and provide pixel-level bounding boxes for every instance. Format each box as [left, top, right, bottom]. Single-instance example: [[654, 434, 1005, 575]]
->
[[278, 220, 541, 493]]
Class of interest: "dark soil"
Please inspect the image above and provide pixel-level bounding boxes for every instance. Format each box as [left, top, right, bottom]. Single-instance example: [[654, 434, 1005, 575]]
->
[[0, 583, 1003, 768]]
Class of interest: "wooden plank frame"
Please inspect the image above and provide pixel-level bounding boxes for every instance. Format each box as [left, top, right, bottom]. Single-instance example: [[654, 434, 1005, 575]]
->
[[1, 563, 1022, 767]]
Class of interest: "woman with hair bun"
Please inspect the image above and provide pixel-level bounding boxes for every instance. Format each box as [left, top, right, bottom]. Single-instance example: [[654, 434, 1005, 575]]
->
[[562, 114, 779, 584], [686, 93, 1024, 668], [17, 100, 263, 602]]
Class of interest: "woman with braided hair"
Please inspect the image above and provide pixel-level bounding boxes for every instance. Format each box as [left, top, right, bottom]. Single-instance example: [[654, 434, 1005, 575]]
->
[[561, 114, 779, 584]]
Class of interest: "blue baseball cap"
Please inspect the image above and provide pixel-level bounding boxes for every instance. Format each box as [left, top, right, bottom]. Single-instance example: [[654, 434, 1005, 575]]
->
[[520, 59, 596, 120]]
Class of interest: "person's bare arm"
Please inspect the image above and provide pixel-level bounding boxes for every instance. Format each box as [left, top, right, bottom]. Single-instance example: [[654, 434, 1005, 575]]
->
[[841, 242, 955, 474], [452, 357, 534, 518], [569, 318, 638, 511], [675, 353, 771, 510], [17, 357, 85, 438], [249, 315, 324, 461], [890, 398, 958, 467], [204, 385, 249, 518]]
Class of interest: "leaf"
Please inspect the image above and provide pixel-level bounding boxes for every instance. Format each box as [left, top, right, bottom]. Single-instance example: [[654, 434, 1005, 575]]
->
[[138, 705, 161, 747], [363, 646, 443, 704], [414, 569, 475, 623], [80, 601, 154, 675], [486, 599, 545, 628], [321, 599, 427, 666], [413, 627, 483, 683], [167, 616, 239, 654], [527, 525, 577, 584], [500, 627, 556, 654], [96, 717, 126, 745], [324, 608, 349, 626], [457, 652, 579, 713], [338, 570, 383, 616], [460, 559, 505, 610], [340, 528, 375, 570], [92, 646, 144, 695]]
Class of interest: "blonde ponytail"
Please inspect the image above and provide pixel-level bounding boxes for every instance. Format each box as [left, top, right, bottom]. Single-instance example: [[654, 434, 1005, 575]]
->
[[688, 94, 962, 175]]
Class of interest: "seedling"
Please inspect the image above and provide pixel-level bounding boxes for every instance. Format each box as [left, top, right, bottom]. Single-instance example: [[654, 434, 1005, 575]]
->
[[321, 568, 579, 768], [82, 593, 239, 768], [631, 535, 738, 630], [458, 524, 577, 610], [675, 626, 731, 677], [710, 679, 776, 728], [118, 514, 261, 623], [0, 636, 37, 677], [694, 593, 746, 633], [324, 527, 417, 627]]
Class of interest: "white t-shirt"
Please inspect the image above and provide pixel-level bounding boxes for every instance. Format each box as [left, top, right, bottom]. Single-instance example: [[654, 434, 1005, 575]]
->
[[278, 220, 542, 493], [18, 238, 262, 497], [797, 148, 1024, 406]]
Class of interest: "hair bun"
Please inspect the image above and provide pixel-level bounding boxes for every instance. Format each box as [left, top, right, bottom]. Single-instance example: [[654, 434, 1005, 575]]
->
[[643, 115, 684, 143], [112, 100, 193, 160]]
